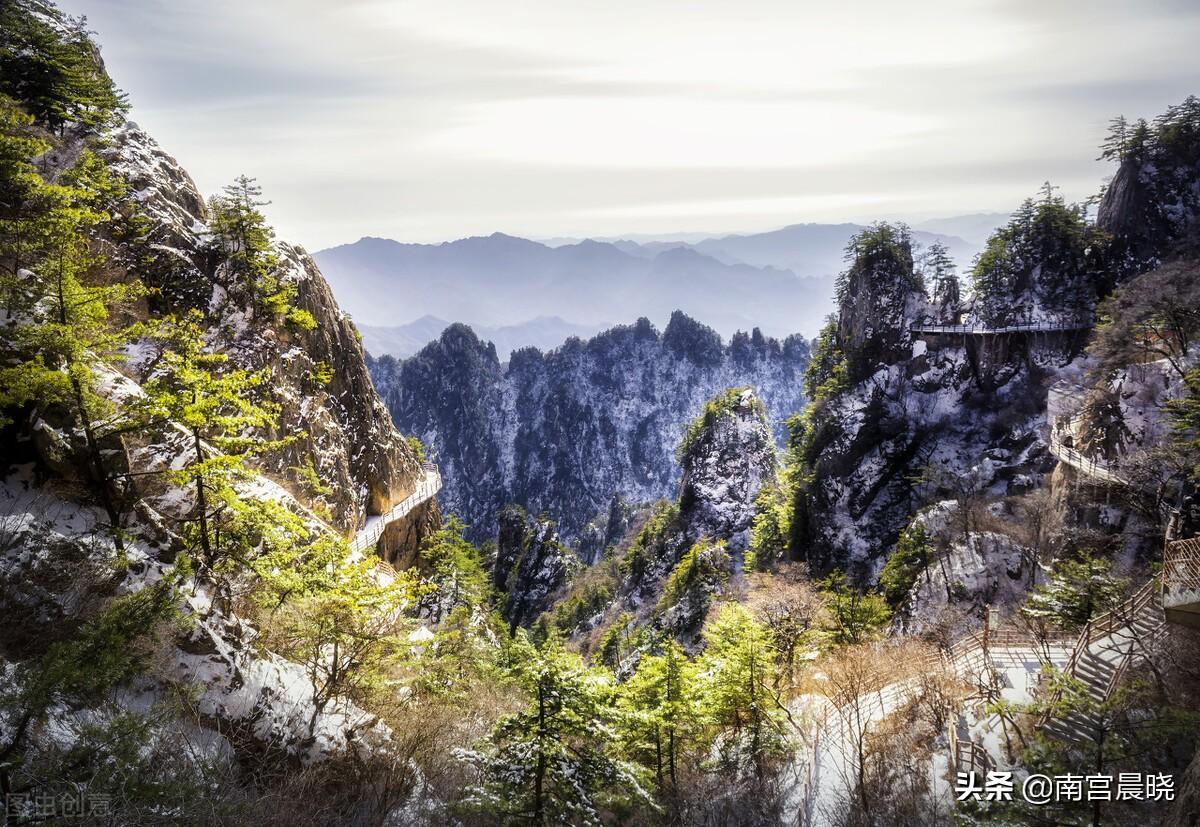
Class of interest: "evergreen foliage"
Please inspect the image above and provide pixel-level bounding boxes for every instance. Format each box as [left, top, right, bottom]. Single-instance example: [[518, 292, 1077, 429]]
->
[[620, 500, 679, 581], [1099, 97, 1200, 271], [0, 0, 128, 131], [616, 639, 699, 794], [675, 385, 765, 464], [459, 632, 653, 826], [1020, 554, 1127, 632], [208, 175, 315, 330], [820, 571, 892, 644], [657, 538, 730, 612], [1168, 367, 1200, 482], [141, 310, 290, 567], [802, 317, 847, 403], [922, 240, 961, 320], [971, 183, 1106, 325], [878, 521, 932, 607], [415, 516, 492, 619], [696, 603, 789, 778]]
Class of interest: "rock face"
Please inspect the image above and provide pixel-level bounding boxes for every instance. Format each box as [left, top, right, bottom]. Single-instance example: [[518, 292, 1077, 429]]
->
[[798, 226, 1078, 576], [370, 312, 808, 543], [100, 124, 423, 536], [597, 388, 777, 647], [3, 113, 430, 775], [835, 228, 926, 383], [496, 507, 580, 632], [1098, 150, 1200, 274], [676, 387, 776, 556]]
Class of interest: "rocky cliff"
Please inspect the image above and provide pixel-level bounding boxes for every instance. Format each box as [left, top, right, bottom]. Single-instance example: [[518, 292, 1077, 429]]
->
[[530, 387, 777, 651], [101, 124, 425, 537], [369, 311, 808, 543]]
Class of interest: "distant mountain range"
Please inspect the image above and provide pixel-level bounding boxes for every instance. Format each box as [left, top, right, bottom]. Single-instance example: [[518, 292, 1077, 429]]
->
[[358, 316, 602, 361], [315, 217, 1004, 358]]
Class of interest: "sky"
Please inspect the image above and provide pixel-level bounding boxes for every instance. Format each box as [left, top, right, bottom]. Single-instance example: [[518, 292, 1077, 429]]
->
[[56, 0, 1200, 252]]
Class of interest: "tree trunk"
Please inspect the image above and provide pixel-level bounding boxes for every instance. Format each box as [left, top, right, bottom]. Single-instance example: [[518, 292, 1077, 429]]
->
[[534, 679, 546, 826], [193, 428, 212, 562]]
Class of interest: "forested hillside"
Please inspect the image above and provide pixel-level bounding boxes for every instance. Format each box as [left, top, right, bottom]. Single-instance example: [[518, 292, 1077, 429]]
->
[[368, 312, 809, 543]]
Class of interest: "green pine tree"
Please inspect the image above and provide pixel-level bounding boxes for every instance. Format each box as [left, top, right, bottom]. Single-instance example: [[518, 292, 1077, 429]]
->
[[821, 571, 892, 644], [616, 639, 699, 794], [461, 632, 653, 826], [141, 310, 290, 568], [697, 603, 789, 779], [208, 175, 315, 330], [1020, 554, 1127, 632]]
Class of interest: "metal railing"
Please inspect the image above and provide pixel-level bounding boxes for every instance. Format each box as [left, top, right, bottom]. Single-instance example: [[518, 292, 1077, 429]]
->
[[349, 463, 441, 554], [911, 319, 1093, 336], [1047, 410, 1128, 485]]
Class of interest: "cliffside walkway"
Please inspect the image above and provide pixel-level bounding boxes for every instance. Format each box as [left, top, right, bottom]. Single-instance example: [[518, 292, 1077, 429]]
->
[[1045, 379, 1130, 485], [911, 319, 1093, 336], [1047, 416, 1128, 484], [350, 463, 441, 555]]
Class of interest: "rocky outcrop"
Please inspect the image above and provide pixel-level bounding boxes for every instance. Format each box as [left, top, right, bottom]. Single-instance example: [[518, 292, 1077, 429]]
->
[[371, 312, 808, 543], [796, 223, 1078, 576], [1098, 149, 1200, 275], [590, 388, 776, 646], [496, 508, 580, 631], [676, 387, 775, 556], [835, 226, 926, 382], [101, 124, 423, 536]]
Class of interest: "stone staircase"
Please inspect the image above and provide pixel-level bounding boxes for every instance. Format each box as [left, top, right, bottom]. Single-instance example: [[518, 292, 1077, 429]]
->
[[1040, 579, 1166, 744]]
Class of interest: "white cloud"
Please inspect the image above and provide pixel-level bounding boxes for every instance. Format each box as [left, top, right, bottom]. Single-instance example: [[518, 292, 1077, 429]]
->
[[60, 0, 1200, 249]]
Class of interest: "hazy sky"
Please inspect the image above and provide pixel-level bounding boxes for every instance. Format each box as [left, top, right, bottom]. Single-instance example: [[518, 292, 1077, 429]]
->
[[57, 0, 1200, 251]]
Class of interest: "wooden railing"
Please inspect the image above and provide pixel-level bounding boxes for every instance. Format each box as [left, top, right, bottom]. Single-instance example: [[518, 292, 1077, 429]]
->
[[948, 719, 994, 776], [1164, 537, 1200, 600], [1036, 578, 1162, 731]]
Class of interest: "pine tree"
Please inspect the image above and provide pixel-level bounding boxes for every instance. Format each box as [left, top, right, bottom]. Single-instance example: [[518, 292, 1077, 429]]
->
[[1099, 114, 1130, 162], [1076, 389, 1132, 461], [413, 516, 491, 621], [1020, 554, 1126, 632], [208, 175, 315, 330], [0, 209, 151, 551], [616, 639, 699, 794], [697, 603, 788, 779], [0, 579, 180, 806], [141, 310, 289, 568], [461, 632, 653, 826], [821, 571, 891, 644], [0, 2, 128, 132], [923, 241, 960, 320], [265, 547, 415, 722], [878, 522, 933, 607]]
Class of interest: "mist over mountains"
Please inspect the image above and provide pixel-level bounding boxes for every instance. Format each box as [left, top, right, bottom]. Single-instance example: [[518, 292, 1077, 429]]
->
[[315, 217, 1000, 357]]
